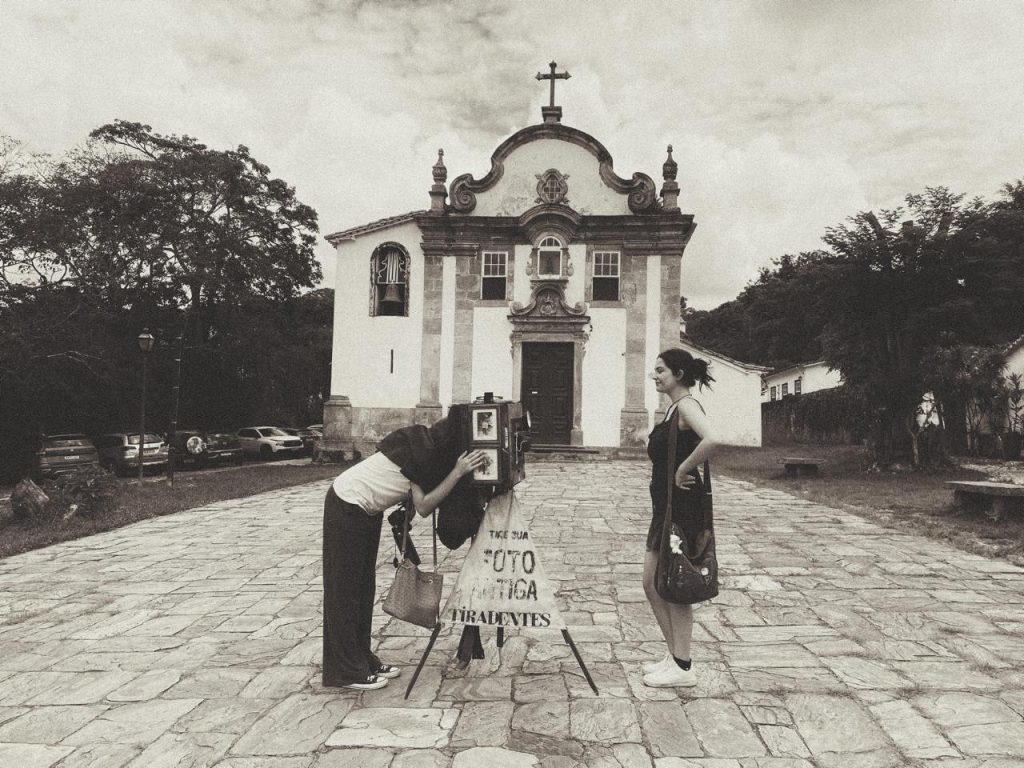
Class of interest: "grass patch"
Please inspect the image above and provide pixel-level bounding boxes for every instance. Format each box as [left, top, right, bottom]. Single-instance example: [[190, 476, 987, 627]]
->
[[0, 460, 347, 560], [716, 444, 1024, 566]]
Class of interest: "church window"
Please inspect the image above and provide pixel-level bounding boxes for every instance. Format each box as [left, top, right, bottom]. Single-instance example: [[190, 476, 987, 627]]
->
[[770, 385, 777, 401], [795, 377, 802, 395], [592, 251, 620, 301], [481, 251, 508, 300], [370, 243, 410, 317], [538, 236, 563, 277]]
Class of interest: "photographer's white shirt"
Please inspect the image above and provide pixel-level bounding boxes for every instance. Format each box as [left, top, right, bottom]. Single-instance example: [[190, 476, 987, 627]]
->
[[332, 452, 410, 514]]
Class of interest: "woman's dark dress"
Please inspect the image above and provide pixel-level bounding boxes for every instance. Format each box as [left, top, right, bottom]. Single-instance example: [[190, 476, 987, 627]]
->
[[647, 408, 705, 552]]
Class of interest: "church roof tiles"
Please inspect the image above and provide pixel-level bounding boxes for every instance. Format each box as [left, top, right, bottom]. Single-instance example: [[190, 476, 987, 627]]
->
[[325, 211, 427, 245]]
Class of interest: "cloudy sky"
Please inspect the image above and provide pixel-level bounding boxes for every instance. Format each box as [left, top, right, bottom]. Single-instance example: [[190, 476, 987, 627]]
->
[[3, 0, 1022, 309]]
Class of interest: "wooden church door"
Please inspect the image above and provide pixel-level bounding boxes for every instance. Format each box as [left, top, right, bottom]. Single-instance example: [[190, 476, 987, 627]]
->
[[522, 342, 573, 445]]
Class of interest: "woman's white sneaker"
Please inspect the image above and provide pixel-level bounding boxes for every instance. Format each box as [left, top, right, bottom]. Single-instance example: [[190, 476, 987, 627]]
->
[[642, 664, 697, 688], [641, 653, 673, 675]]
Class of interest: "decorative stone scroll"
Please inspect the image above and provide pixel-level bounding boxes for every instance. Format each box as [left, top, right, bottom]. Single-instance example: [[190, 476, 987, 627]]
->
[[509, 280, 588, 325], [448, 123, 661, 214]]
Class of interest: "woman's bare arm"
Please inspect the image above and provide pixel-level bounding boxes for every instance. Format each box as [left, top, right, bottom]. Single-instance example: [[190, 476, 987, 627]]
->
[[674, 398, 720, 485], [410, 450, 485, 517]]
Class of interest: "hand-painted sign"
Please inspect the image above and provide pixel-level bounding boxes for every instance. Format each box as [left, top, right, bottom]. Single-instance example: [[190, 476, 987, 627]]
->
[[441, 490, 565, 630]]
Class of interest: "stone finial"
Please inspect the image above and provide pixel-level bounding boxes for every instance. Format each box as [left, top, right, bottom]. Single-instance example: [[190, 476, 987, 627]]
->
[[429, 148, 448, 213], [660, 144, 680, 211], [663, 145, 677, 182], [432, 149, 447, 185]]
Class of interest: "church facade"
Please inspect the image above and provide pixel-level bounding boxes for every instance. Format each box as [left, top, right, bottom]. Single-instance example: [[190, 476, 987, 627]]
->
[[324, 75, 727, 457]]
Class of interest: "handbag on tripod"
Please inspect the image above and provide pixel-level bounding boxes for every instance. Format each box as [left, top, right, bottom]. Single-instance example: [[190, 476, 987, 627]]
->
[[654, 405, 719, 605], [382, 498, 444, 628]]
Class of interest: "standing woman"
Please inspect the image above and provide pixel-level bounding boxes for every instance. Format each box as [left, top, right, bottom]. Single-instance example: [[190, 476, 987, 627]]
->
[[322, 415, 486, 690], [642, 348, 719, 687]]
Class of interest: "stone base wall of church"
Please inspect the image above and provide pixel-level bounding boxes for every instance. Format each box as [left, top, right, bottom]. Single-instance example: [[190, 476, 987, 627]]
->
[[619, 407, 650, 449], [349, 407, 418, 458]]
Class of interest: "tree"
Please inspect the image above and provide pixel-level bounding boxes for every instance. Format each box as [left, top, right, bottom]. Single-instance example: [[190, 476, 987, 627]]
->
[[84, 121, 321, 341], [0, 125, 326, 482], [688, 182, 1024, 466], [687, 251, 833, 369]]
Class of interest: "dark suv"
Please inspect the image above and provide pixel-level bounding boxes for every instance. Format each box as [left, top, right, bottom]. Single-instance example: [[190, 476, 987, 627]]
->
[[33, 433, 101, 481], [168, 429, 243, 468]]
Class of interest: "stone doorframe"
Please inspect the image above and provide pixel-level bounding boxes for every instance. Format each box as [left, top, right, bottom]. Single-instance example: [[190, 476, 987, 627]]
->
[[508, 278, 590, 446]]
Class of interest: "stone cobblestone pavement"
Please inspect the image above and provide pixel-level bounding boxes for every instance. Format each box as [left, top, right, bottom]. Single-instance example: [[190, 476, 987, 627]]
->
[[1, 460, 1024, 767]]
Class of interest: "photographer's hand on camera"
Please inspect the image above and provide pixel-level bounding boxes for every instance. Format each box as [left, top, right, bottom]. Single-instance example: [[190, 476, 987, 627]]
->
[[411, 450, 486, 517], [455, 450, 487, 477]]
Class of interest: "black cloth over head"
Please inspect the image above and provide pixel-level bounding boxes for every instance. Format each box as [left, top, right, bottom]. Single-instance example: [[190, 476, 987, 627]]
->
[[377, 409, 467, 493], [377, 409, 483, 550]]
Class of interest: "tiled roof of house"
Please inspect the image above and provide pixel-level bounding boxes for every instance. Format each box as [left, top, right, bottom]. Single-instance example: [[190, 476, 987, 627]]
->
[[325, 211, 427, 245], [678, 334, 771, 373], [763, 359, 831, 378]]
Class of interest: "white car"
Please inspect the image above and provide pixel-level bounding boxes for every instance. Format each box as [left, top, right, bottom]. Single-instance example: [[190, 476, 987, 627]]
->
[[236, 426, 306, 459]]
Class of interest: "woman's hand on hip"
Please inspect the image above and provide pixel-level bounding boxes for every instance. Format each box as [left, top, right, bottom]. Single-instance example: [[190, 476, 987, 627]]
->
[[455, 450, 487, 477], [674, 469, 697, 489]]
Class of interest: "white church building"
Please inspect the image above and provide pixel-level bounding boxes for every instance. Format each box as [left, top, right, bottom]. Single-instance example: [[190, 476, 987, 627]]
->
[[324, 65, 762, 457]]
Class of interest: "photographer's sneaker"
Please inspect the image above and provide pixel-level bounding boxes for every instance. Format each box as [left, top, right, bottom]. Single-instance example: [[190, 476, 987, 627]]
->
[[341, 674, 389, 691], [642, 653, 673, 675], [374, 663, 401, 679], [643, 664, 697, 688]]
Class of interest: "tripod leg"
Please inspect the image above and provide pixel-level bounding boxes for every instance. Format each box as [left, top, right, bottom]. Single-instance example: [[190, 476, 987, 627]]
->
[[405, 623, 442, 700], [562, 629, 598, 695]]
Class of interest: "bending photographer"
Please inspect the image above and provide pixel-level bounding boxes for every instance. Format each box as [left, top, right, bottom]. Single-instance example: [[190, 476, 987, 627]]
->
[[322, 414, 486, 691]]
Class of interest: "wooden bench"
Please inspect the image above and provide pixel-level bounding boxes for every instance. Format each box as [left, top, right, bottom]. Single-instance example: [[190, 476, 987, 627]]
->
[[781, 457, 820, 478], [948, 481, 1024, 519]]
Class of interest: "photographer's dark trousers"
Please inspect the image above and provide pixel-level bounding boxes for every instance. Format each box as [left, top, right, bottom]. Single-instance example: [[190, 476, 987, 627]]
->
[[322, 487, 383, 686]]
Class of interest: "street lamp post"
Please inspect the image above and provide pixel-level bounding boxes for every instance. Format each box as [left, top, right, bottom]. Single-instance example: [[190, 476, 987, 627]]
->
[[166, 332, 183, 486], [137, 328, 155, 481]]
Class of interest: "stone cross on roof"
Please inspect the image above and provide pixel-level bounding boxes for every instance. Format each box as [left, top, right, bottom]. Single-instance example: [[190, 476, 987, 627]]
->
[[536, 61, 571, 124]]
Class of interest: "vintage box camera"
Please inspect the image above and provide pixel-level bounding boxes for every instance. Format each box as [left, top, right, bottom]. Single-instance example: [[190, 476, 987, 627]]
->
[[453, 394, 531, 491]]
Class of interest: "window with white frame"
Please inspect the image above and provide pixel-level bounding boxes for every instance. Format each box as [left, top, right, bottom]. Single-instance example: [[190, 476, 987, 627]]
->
[[770, 385, 777, 401], [782, 382, 789, 396], [537, 236, 562, 277], [481, 251, 507, 300], [795, 377, 802, 395], [592, 250, 620, 301]]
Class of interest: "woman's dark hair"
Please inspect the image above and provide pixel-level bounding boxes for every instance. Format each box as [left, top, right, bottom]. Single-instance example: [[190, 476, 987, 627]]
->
[[659, 348, 714, 390]]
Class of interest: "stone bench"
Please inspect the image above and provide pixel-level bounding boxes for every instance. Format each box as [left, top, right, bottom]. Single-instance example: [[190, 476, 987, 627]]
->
[[948, 480, 1024, 519], [781, 457, 820, 478]]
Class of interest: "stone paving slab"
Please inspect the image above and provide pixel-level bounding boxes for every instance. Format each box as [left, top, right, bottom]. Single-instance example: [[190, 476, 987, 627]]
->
[[1, 460, 1023, 766]]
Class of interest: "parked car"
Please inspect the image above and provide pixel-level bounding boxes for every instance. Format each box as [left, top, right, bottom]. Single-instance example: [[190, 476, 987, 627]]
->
[[283, 427, 321, 455], [94, 432, 169, 475], [236, 426, 305, 459], [168, 429, 243, 468], [33, 433, 101, 481]]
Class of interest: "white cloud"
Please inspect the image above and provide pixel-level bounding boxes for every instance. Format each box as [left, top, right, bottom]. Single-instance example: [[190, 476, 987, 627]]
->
[[2, 0, 1022, 310]]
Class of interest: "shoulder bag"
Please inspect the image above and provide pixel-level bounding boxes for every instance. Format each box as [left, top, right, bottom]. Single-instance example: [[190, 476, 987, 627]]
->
[[382, 498, 444, 628], [654, 405, 719, 604]]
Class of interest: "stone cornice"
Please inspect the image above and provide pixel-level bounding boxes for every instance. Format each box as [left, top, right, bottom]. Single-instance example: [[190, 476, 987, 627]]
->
[[414, 211, 695, 255]]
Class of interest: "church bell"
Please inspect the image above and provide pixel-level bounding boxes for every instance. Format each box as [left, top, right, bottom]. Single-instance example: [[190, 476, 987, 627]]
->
[[380, 281, 402, 306]]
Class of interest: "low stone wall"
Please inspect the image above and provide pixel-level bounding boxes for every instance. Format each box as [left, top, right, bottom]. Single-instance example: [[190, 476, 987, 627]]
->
[[762, 387, 870, 446]]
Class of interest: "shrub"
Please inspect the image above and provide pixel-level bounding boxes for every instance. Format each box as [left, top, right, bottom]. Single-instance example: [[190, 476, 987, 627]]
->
[[43, 465, 120, 520]]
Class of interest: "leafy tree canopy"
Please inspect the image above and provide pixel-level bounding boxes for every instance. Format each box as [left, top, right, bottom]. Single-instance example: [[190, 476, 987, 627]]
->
[[688, 182, 1024, 463]]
